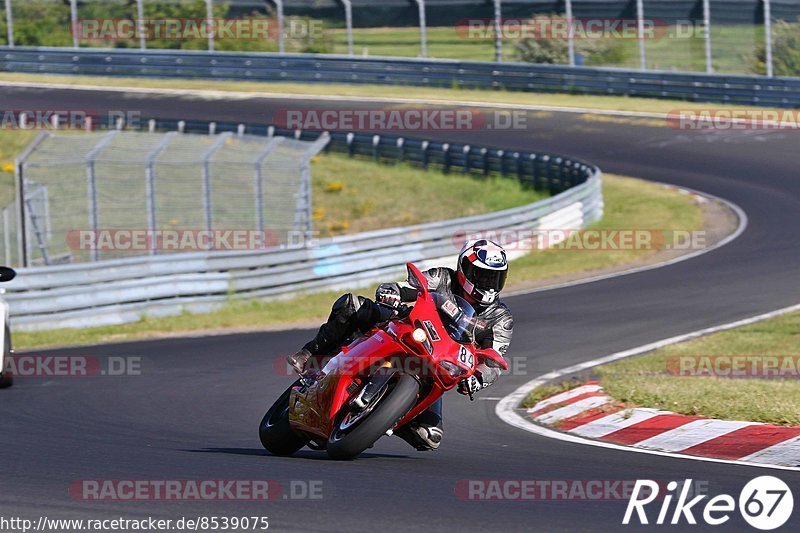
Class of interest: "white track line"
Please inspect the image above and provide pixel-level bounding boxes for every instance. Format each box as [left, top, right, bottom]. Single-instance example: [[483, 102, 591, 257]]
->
[[496, 302, 800, 472], [534, 396, 610, 424]]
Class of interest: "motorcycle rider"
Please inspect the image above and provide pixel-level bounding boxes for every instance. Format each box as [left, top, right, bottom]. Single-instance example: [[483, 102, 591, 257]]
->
[[287, 239, 514, 451]]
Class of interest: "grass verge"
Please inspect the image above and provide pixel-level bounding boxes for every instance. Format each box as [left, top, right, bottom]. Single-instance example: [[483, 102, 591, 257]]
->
[[0, 72, 785, 116], [525, 311, 800, 426], [12, 173, 703, 350]]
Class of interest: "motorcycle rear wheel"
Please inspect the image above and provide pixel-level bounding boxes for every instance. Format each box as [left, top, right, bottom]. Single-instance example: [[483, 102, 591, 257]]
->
[[327, 373, 419, 460], [259, 380, 308, 456]]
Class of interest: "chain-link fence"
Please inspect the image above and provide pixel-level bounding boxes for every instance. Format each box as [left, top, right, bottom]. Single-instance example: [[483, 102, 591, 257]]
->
[[4, 130, 328, 267], [1, 1, 799, 76]]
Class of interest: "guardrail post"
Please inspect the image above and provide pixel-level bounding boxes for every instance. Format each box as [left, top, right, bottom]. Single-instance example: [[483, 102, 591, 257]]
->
[[462, 145, 471, 173], [529, 154, 539, 189], [497, 149, 505, 176], [565, 0, 575, 66], [4, 0, 14, 48], [481, 147, 489, 176], [69, 0, 79, 48], [542, 155, 553, 193], [514, 152, 522, 181], [764, 0, 774, 77], [442, 143, 451, 173], [346, 132, 355, 157], [414, 0, 427, 58], [341, 0, 354, 56], [635, 0, 646, 70], [420, 140, 429, 169], [493, 0, 503, 62], [702, 0, 713, 73], [206, 0, 215, 52], [372, 134, 381, 161], [136, 0, 146, 50], [396, 137, 405, 162]]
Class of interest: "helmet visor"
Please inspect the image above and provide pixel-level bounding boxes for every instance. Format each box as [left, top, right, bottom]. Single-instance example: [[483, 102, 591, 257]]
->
[[460, 257, 508, 293]]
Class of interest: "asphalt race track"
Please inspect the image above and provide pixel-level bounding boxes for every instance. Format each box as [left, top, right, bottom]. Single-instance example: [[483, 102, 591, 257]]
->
[[1, 85, 799, 531]]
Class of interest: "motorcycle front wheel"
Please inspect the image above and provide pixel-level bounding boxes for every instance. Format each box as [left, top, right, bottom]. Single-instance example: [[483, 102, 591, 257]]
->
[[259, 380, 309, 456], [326, 373, 419, 460]]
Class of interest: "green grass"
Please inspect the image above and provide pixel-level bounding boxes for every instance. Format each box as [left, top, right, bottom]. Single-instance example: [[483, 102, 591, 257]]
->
[[312, 153, 546, 236], [11, 172, 703, 350], [510, 174, 703, 281], [328, 24, 763, 74], [577, 312, 800, 426], [0, 72, 791, 116]]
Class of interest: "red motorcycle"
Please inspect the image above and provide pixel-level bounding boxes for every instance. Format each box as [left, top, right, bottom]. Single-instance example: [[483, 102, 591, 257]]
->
[[259, 262, 508, 460]]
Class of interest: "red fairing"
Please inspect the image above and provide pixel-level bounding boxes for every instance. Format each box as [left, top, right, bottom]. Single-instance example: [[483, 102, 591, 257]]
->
[[288, 262, 483, 443]]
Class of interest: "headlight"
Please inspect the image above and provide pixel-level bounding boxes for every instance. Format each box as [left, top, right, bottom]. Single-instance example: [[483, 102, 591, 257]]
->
[[439, 360, 467, 378], [412, 328, 427, 343]]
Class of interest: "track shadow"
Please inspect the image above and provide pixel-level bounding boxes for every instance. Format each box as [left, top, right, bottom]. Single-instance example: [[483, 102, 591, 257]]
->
[[183, 447, 413, 460]]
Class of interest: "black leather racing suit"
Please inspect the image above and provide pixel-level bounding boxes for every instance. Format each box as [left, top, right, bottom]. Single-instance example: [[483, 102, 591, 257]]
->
[[298, 267, 514, 448]]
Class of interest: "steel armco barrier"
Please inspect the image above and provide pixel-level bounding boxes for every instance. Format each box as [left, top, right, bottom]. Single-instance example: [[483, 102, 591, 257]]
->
[[1, 47, 799, 108], [4, 117, 602, 330]]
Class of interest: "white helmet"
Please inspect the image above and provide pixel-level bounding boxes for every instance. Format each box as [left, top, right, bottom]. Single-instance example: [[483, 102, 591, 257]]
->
[[456, 240, 508, 305]]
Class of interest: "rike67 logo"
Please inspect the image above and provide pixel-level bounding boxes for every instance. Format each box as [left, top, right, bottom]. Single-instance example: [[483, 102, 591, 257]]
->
[[624, 476, 793, 530]]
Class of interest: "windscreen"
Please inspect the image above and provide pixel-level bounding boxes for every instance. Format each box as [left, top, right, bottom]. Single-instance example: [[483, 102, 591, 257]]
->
[[433, 293, 478, 344]]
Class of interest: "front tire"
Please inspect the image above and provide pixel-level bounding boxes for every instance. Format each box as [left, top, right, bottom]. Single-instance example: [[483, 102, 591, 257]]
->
[[327, 374, 419, 460], [259, 381, 308, 456]]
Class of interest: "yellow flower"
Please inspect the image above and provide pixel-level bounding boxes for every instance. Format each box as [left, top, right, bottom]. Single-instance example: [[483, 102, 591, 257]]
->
[[312, 207, 325, 221], [0, 162, 14, 174], [324, 181, 345, 193], [328, 220, 350, 232]]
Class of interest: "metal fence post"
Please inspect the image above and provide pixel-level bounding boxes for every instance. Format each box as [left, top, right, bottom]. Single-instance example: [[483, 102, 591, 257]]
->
[[137, 0, 146, 50], [493, 0, 502, 63], [144, 132, 176, 255], [565, 0, 575, 66], [273, 0, 284, 54], [2, 208, 9, 266], [206, 0, 215, 52], [4, 0, 13, 48], [296, 133, 330, 239], [415, 0, 427, 58], [702, 0, 713, 73], [14, 132, 49, 268], [253, 137, 284, 234], [70, 0, 79, 48], [764, 0, 774, 77], [636, 0, 646, 70], [85, 131, 118, 262], [341, 0, 354, 56], [201, 133, 232, 232]]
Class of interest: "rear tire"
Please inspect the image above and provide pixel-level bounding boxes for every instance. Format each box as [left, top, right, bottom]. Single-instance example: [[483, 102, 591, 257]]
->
[[327, 374, 419, 460], [259, 381, 308, 456], [0, 325, 12, 389]]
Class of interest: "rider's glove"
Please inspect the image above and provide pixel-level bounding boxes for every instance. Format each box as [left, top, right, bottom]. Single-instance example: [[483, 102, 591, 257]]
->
[[457, 375, 484, 396], [376, 284, 402, 309]]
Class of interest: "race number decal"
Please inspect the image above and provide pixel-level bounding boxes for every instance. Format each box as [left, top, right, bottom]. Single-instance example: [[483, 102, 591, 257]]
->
[[458, 346, 475, 368]]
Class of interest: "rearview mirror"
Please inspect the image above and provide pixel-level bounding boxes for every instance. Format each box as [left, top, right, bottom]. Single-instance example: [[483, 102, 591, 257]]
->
[[0, 267, 16, 283]]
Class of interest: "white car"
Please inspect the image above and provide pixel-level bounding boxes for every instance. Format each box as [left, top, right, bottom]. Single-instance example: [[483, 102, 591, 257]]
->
[[0, 267, 16, 389]]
